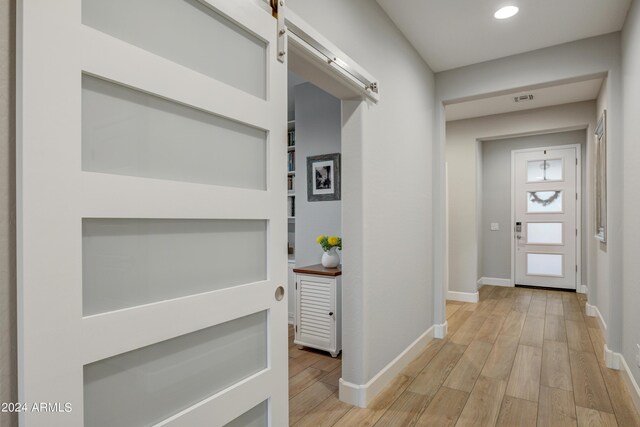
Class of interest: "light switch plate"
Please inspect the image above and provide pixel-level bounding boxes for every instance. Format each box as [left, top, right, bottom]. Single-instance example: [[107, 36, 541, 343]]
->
[[490, 223, 500, 231]]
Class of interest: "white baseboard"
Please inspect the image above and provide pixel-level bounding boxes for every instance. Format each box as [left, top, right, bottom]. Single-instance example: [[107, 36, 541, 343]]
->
[[596, 307, 607, 332], [434, 321, 447, 339], [477, 277, 513, 287], [585, 302, 607, 331], [338, 379, 365, 408], [585, 303, 640, 412], [620, 353, 640, 414], [585, 303, 614, 368], [288, 313, 294, 325], [339, 325, 436, 408], [577, 284, 588, 294], [447, 291, 479, 303], [604, 345, 621, 370]]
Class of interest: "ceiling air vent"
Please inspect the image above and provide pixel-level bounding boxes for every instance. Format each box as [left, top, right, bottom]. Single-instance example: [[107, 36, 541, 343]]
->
[[514, 94, 534, 103]]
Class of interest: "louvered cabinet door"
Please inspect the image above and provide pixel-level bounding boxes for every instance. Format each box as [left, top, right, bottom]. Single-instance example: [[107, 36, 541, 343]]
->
[[294, 274, 341, 356]]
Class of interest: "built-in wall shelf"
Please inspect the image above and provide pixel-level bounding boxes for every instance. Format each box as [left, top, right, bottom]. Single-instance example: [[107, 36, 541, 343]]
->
[[287, 119, 295, 259], [287, 127, 295, 216]]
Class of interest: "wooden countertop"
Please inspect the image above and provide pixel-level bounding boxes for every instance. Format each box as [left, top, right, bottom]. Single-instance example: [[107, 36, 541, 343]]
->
[[293, 264, 342, 277]]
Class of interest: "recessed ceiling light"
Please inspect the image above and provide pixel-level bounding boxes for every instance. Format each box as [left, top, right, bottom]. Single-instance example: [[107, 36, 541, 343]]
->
[[494, 5, 519, 19]]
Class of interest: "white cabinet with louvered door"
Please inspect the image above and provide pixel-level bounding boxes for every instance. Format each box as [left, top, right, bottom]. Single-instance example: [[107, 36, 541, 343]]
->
[[293, 265, 342, 357]]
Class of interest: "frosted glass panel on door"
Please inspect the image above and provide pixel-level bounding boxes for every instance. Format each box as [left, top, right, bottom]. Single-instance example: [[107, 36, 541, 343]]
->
[[225, 401, 268, 427], [84, 311, 267, 427], [527, 159, 563, 182], [82, 0, 266, 98], [527, 222, 563, 245], [83, 219, 267, 315], [82, 75, 266, 189], [527, 191, 563, 213], [527, 253, 563, 276]]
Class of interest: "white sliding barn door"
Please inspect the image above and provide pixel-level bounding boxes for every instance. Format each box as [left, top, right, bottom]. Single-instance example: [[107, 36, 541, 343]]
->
[[17, 0, 287, 425]]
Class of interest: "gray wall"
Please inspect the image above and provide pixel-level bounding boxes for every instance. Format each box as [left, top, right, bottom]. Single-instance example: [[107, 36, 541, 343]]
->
[[622, 0, 640, 389], [595, 79, 610, 342], [445, 132, 481, 293], [481, 130, 587, 281], [0, 0, 16, 426], [287, 70, 305, 122], [294, 83, 342, 267]]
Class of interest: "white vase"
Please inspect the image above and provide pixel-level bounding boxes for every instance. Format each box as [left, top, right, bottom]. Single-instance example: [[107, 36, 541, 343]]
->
[[321, 247, 340, 268]]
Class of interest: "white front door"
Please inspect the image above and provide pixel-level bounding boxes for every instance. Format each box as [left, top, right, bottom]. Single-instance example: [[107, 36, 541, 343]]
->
[[514, 146, 580, 289], [18, 1, 287, 425]]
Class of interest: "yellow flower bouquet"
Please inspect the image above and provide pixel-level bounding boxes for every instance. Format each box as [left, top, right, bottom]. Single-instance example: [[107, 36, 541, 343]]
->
[[316, 235, 342, 252]]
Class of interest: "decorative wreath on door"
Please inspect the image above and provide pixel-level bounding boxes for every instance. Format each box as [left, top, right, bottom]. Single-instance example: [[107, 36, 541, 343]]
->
[[529, 191, 561, 206]]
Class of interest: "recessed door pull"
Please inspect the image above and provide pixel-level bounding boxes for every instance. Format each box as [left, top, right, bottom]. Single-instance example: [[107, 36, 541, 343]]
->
[[275, 286, 285, 301]]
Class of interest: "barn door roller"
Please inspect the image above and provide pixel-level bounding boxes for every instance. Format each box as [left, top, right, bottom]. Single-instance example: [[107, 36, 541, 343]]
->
[[271, 0, 287, 63]]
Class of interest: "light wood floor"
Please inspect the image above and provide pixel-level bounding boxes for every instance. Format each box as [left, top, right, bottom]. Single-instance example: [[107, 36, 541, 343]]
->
[[289, 285, 640, 426]]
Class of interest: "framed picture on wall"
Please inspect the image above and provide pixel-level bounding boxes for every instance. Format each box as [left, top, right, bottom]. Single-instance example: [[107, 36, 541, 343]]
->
[[595, 110, 607, 243], [307, 153, 341, 202]]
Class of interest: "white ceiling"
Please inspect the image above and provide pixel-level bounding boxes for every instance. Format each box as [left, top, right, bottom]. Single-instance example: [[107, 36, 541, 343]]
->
[[445, 77, 603, 121], [376, 0, 631, 72]]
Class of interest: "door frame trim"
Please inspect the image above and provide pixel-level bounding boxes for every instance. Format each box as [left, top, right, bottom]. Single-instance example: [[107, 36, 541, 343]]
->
[[510, 143, 582, 289]]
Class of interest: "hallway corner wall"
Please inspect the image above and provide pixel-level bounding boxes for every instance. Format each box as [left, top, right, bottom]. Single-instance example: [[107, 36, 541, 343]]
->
[[593, 78, 610, 332], [621, 0, 640, 390], [0, 0, 17, 426], [287, 0, 436, 391], [445, 124, 481, 294]]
